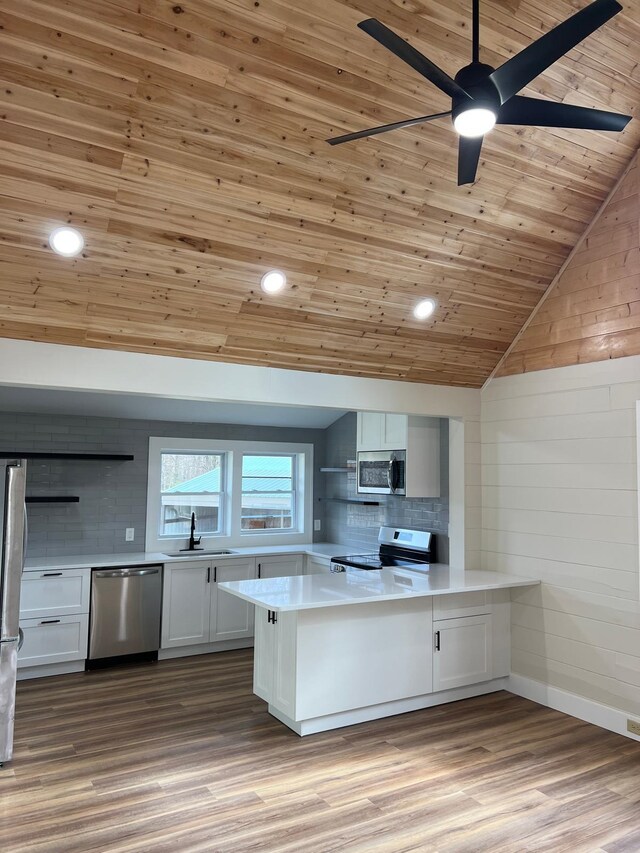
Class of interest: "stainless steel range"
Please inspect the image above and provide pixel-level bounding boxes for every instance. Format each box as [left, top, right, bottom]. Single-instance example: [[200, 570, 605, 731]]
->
[[330, 527, 435, 573]]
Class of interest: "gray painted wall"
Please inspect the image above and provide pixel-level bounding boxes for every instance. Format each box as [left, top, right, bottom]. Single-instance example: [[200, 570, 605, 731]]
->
[[1, 409, 447, 561], [0, 413, 326, 558], [321, 413, 450, 563]]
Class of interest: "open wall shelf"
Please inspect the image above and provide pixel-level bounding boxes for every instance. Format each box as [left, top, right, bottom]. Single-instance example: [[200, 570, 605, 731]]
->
[[26, 496, 80, 504], [0, 452, 133, 461], [320, 497, 380, 506]]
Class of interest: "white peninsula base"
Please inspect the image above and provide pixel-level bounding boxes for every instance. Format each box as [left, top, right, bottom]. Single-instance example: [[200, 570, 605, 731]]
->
[[221, 567, 538, 736]]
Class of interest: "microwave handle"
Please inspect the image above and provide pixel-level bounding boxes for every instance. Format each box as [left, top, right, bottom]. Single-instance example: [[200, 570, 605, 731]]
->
[[388, 456, 399, 493]]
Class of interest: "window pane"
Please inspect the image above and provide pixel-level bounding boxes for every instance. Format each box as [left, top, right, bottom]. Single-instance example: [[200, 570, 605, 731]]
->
[[160, 453, 223, 536], [241, 455, 294, 531]]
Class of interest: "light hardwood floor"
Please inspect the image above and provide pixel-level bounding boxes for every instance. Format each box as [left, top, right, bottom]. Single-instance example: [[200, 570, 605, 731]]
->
[[1, 650, 639, 852]]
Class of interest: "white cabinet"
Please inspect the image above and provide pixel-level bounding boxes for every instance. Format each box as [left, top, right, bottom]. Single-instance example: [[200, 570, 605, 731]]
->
[[304, 554, 332, 575], [431, 589, 510, 692], [161, 560, 211, 648], [161, 557, 256, 649], [18, 568, 91, 673], [257, 554, 303, 579], [20, 569, 90, 620], [19, 615, 89, 667], [211, 558, 256, 642], [432, 614, 493, 691], [253, 607, 296, 718], [357, 412, 407, 451], [356, 412, 441, 498]]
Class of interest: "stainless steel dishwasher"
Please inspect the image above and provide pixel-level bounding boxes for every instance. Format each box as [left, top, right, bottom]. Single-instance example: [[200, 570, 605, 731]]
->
[[88, 565, 162, 664]]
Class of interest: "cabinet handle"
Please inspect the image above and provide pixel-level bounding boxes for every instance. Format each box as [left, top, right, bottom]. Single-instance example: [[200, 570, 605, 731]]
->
[[42, 572, 63, 577], [40, 619, 61, 625], [206, 566, 210, 583], [258, 562, 261, 578], [434, 630, 441, 652], [267, 609, 277, 624], [214, 566, 217, 583]]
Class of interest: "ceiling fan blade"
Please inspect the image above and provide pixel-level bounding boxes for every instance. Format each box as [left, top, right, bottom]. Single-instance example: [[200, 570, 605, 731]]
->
[[327, 111, 451, 145], [489, 0, 622, 104], [458, 135, 483, 185], [497, 95, 631, 130], [358, 18, 469, 101]]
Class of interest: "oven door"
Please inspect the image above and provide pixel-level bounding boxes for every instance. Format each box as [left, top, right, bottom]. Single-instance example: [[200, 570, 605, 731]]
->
[[357, 451, 406, 495]]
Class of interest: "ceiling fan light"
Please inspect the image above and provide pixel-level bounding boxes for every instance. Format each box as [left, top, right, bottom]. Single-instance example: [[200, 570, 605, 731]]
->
[[453, 107, 496, 138]]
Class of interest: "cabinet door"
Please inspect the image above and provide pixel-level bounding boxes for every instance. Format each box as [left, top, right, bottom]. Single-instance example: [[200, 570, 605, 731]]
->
[[382, 414, 407, 450], [18, 615, 89, 667], [304, 555, 331, 575], [161, 561, 211, 648], [433, 615, 493, 692], [253, 607, 275, 700], [210, 558, 256, 642], [357, 412, 382, 451], [258, 555, 303, 579], [20, 570, 90, 619]]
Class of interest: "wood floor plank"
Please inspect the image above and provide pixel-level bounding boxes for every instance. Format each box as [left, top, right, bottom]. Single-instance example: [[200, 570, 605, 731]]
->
[[1, 649, 638, 852]]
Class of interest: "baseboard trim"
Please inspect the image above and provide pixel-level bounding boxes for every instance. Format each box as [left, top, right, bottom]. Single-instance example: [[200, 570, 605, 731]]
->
[[507, 674, 640, 743], [269, 677, 510, 736], [158, 637, 254, 660]]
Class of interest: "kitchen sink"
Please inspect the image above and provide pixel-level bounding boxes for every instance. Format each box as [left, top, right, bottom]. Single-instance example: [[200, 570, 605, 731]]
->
[[163, 549, 236, 557]]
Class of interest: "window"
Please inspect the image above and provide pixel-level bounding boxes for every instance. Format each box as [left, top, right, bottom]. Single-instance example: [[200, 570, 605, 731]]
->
[[146, 437, 313, 551], [241, 454, 295, 531], [160, 452, 224, 537]]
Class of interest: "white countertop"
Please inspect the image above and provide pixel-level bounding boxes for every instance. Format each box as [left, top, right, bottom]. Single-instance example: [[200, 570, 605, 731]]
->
[[219, 565, 540, 611], [23, 542, 350, 572]]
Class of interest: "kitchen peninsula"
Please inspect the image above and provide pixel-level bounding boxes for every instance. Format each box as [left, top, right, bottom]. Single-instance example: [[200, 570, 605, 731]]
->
[[220, 566, 539, 735]]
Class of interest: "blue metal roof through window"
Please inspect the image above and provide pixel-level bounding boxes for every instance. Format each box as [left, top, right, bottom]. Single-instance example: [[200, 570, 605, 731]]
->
[[165, 455, 293, 494], [242, 455, 292, 493]]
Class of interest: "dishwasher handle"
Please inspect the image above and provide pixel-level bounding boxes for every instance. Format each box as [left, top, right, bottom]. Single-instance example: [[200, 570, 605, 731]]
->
[[93, 568, 160, 579]]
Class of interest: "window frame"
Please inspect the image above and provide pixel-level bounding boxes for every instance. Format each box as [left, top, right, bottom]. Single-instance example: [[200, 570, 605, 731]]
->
[[239, 452, 297, 534], [146, 437, 313, 552], [159, 450, 227, 538]]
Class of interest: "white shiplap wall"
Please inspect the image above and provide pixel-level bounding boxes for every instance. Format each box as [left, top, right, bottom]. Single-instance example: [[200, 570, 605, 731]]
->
[[481, 355, 640, 718]]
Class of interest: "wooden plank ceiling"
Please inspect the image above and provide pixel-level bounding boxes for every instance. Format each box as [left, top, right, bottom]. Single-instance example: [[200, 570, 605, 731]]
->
[[0, 0, 638, 388]]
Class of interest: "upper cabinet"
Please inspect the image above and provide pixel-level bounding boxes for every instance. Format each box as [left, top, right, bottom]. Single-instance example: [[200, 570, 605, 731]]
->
[[356, 413, 441, 498], [357, 412, 407, 452]]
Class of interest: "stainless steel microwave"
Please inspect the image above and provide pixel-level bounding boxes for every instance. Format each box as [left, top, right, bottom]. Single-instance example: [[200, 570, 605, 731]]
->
[[357, 450, 406, 495]]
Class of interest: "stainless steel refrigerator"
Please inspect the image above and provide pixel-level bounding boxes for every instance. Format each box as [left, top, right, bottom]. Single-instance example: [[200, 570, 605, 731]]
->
[[0, 459, 27, 766]]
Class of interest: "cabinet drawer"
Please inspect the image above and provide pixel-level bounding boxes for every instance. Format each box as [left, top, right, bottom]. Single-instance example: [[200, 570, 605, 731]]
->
[[18, 615, 89, 667], [433, 590, 490, 620], [20, 570, 91, 619]]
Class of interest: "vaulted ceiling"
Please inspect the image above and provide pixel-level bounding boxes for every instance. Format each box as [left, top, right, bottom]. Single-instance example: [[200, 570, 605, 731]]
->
[[0, 0, 638, 387]]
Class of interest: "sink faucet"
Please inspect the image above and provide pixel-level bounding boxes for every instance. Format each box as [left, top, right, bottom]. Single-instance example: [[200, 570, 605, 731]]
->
[[180, 512, 203, 552]]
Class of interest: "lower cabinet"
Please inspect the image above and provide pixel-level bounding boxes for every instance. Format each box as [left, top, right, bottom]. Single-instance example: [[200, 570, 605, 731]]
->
[[257, 554, 303, 579], [432, 614, 493, 691], [161, 557, 257, 649], [304, 555, 332, 575], [18, 568, 91, 672], [253, 608, 295, 717], [19, 615, 90, 667]]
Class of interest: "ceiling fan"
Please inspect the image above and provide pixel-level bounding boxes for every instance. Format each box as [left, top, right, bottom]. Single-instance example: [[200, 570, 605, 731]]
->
[[327, 0, 631, 185]]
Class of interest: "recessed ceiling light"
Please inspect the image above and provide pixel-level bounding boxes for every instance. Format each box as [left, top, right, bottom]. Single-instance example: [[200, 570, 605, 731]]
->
[[260, 270, 286, 294], [48, 226, 84, 257], [413, 298, 436, 320]]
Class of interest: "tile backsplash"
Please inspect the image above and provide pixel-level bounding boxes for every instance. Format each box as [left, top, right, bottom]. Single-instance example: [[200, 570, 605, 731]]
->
[[321, 413, 449, 563], [0, 412, 326, 558], [1, 409, 448, 561]]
